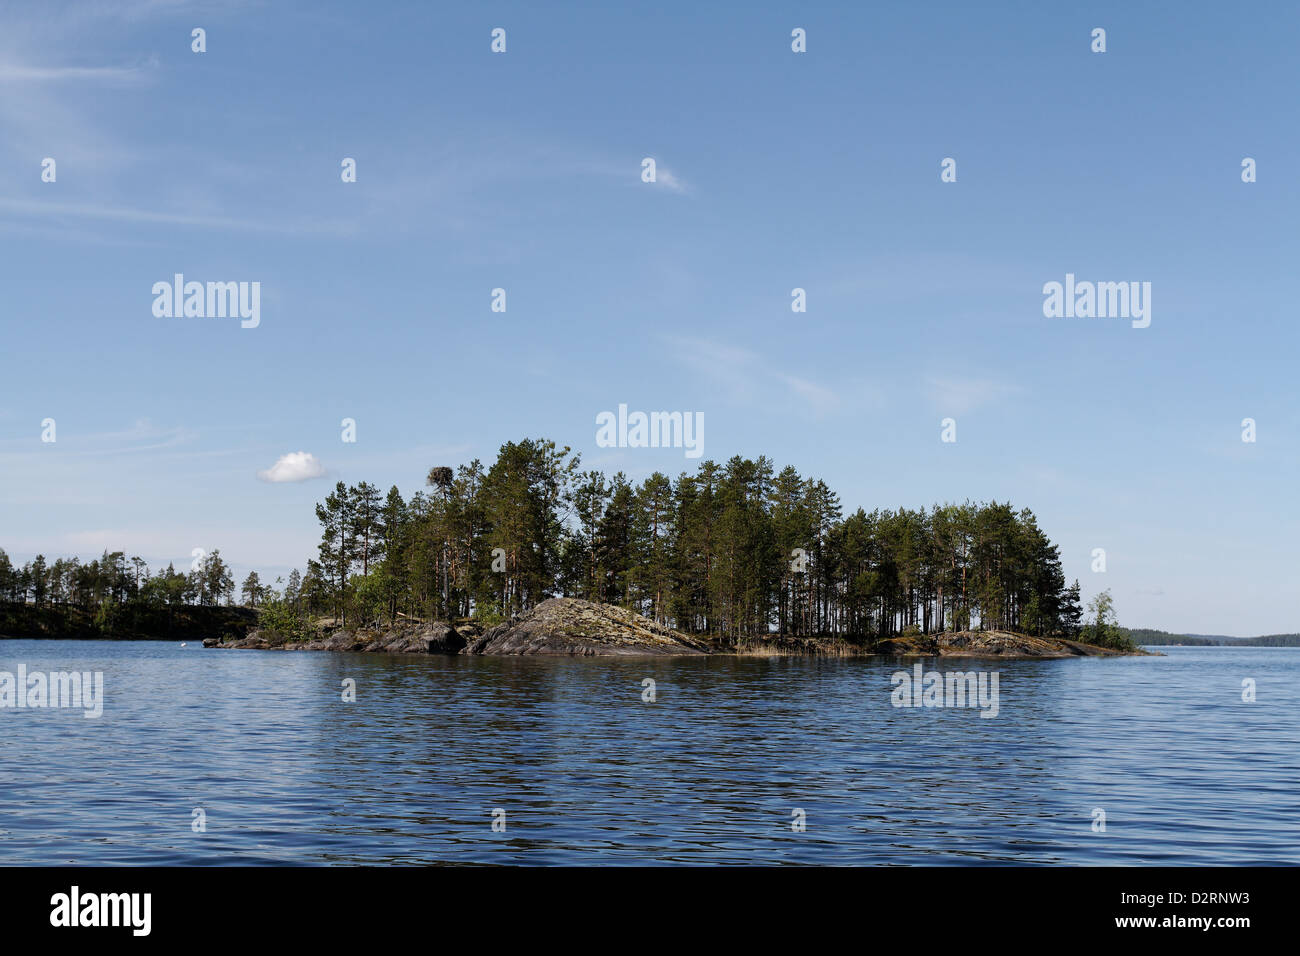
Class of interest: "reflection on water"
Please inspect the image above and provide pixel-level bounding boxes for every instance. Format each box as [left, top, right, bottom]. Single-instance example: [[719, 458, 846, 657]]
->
[[0, 642, 1295, 864]]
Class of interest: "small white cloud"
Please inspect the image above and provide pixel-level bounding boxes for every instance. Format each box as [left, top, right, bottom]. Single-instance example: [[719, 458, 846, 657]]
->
[[257, 451, 326, 483]]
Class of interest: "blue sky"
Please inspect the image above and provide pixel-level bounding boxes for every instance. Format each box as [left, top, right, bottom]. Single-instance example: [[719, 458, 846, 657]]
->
[[1, 0, 1296, 635]]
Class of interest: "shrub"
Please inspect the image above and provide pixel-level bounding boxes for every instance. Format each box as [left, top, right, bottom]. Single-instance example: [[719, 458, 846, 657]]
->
[[257, 599, 313, 642]]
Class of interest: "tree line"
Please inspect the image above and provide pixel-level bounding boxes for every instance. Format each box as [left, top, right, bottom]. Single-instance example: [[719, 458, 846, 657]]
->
[[291, 437, 1109, 643]]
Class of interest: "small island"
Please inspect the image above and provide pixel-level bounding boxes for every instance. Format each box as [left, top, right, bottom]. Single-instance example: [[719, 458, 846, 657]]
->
[[2, 437, 1149, 660], [202, 595, 1149, 659]]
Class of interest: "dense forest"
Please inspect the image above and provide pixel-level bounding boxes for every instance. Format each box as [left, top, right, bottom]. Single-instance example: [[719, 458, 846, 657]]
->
[[2, 437, 1137, 648]]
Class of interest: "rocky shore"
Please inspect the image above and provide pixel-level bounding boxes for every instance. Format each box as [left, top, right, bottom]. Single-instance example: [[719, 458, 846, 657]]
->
[[203, 597, 1148, 659], [205, 620, 465, 654], [875, 629, 1154, 658]]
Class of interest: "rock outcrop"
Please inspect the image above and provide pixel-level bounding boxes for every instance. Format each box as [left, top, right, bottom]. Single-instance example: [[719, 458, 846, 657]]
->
[[462, 598, 710, 657], [203, 622, 464, 654], [874, 629, 1150, 658]]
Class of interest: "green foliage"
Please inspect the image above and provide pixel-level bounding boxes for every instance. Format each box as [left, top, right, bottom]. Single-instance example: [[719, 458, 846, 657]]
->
[[92, 597, 119, 636], [352, 566, 400, 626], [257, 599, 313, 642], [1080, 589, 1136, 651], [472, 607, 505, 627]]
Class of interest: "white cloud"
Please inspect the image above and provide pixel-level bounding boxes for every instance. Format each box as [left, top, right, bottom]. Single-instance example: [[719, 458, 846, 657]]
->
[[257, 452, 326, 483]]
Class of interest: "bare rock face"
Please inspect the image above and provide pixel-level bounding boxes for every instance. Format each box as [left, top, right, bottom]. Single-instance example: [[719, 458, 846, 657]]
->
[[206, 622, 464, 654], [364, 623, 464, 654], [463, 598, 710, 657], [313, 631, 366, 652]]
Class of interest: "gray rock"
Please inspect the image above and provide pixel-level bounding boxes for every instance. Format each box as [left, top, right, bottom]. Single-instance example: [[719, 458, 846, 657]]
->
[[378, 622, 464, 654], [462, 598, 709, 657]]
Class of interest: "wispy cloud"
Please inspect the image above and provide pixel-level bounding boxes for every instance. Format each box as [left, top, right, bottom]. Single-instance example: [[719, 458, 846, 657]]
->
[[0, 418, 197, 455], [0, 5, 344, 242], [0, 196, 355, 237], [668, 336, 837, 414], [648, 165, 690, 194], [97, 418, 198, 452], [0, 57, 156, 84], [926, 375, 1023, 416]]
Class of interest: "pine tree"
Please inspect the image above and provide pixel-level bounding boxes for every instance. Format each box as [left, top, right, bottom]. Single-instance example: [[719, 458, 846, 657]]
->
[[316, 481, 356, 625], [241, 571, 262, 607]]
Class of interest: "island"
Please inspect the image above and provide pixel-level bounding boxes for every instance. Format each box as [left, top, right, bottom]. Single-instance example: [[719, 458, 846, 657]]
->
[[202, 595, 1150, 658], [4, 437, 1153, 659]]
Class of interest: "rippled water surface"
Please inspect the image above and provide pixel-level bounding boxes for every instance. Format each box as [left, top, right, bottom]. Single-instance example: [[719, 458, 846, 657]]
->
[[0, 641, 1296, 864]]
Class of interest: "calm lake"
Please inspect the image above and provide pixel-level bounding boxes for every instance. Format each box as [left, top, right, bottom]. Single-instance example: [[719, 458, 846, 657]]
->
[[0, 641, 1295, 865]]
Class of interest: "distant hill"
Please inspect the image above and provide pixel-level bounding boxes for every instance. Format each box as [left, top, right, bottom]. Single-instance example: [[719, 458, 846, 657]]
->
[[1124, 627, 1300, 647]]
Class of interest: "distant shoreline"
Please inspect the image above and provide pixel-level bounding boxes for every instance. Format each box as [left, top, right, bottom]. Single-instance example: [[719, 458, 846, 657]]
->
[[1124, 627, 1300, 647]]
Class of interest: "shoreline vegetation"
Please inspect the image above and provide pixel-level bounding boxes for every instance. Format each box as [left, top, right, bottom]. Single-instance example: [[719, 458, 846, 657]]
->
[[0, 436, 1163, 658]]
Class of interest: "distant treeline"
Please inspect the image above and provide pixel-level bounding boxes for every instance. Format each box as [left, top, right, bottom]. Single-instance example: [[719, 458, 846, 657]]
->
[[0, 546, 245, 609], [1125, 628, 1300, 647], [0, 600, 255, 641], [0, 546, 260, 639]]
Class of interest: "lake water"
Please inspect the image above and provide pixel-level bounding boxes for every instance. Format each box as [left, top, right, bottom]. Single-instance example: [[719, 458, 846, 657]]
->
[[0, 641, 1295, 864]]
